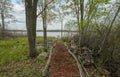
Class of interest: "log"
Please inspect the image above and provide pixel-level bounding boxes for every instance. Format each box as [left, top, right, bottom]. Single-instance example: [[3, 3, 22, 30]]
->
[[42, 43, 56, 77], [80, 61, 91, 77], [67, 47, 86, 77], [67, 46, 91, 77]]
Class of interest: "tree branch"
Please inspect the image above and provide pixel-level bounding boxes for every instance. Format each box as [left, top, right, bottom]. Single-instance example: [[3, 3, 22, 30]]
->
[[36, 0, 54, 18]]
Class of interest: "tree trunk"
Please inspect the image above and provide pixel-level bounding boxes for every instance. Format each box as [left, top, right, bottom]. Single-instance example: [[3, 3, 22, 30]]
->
[[80, 0, 84, 47], [59, 12, 63, 38], [43, 21, 47, 52], [61, 19, 63, 38], [74, 0, 80, 48], [78, 6, 80, 48], [43, 0, 47, 52], [1, 11, 5, 38], [1, 0, 6, 38], [25, 0, 38, 58]]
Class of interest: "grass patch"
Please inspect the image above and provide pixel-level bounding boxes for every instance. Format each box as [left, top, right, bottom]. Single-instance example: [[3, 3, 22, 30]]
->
[[0, 37, 56, 77], [36, 36, 56, 43], [0, 38, 28, 66]]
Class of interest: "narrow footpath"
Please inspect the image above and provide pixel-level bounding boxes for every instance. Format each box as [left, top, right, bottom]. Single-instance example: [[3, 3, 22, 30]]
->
[[48, 41, 79, 77]]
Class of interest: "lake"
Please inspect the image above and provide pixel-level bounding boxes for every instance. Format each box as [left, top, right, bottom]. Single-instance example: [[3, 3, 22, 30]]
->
[[8, 31, 77, 37], [32, 32, 77, 37]]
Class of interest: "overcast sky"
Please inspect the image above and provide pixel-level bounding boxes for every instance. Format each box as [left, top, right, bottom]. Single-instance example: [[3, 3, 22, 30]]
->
[[7, 0, 64, 30], [7, 0, 116, 30]]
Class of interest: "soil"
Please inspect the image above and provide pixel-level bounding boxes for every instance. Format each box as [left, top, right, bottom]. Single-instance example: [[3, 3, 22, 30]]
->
[[48, 41, 79, 77]]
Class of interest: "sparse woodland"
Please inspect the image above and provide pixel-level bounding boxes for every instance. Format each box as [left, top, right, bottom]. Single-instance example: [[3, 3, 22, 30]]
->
[[0, 0, 120, 77]]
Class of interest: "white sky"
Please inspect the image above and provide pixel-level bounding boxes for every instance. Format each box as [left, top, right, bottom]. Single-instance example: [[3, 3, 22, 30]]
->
[[7, 0, 63, 30], [7, 0, 117, 30]]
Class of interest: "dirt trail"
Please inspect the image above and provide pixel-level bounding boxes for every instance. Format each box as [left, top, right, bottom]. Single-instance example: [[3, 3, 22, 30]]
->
[[48, 41, 79, 77]]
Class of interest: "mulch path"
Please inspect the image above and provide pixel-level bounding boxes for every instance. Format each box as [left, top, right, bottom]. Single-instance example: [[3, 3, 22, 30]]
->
[[48, 41, 79, 77]]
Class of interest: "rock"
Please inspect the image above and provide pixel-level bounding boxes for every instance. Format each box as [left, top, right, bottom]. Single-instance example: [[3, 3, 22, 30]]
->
[[38, 52, 48, 60], [71, 44, 77, 49], [80, 47, 94, 65]]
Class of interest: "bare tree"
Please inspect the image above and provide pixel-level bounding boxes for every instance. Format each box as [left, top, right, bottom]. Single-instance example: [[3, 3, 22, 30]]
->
[[38, 0, 55, 52], [0, 0, 6, 33], [0, 0, 12, 38], [98, 6, 120, 54], [59, 11, 64, 38]]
